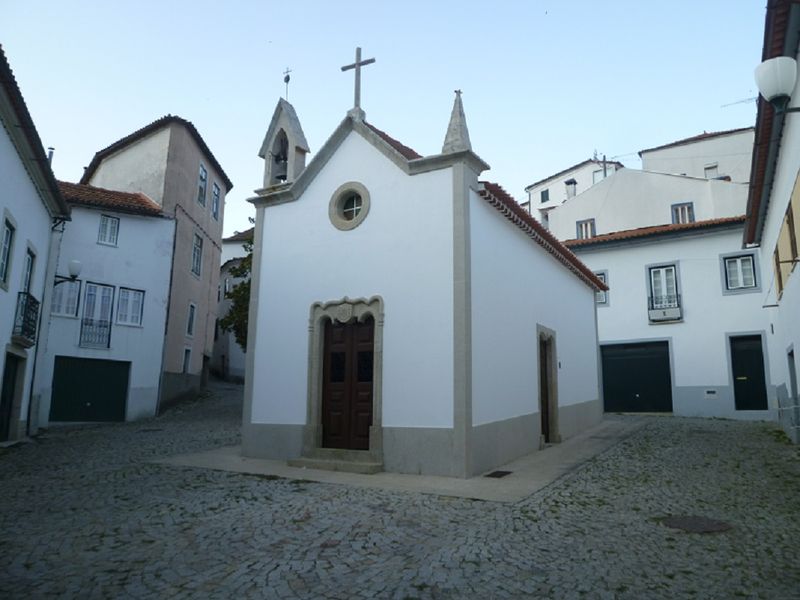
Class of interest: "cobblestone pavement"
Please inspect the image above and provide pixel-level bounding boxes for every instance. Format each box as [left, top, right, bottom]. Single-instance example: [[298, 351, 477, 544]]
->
[[2, 381, 800, 599]]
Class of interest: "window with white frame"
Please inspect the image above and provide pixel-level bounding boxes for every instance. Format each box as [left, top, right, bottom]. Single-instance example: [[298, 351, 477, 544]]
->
[[576, 218, 596, 239], [1, 219, 15, 285], [182, 348, 191, 373], [594, 272, 608, 304], [704, 163, 719, 179], [191, 234, 203, 276], [212, 183, 220, 220], [187, 303, 196, 336], [649, 265, 679, 308], [80, 282, 114, 348], [117, 288, 144, 326], [51, 279, 81, 316], [98, 215, 120, 246], [197, 164, 208, 205], [224, 277, 232, 294], [725, 255, 756, 290], [21, 249, 35, 293], [672, 202, 695, 224]]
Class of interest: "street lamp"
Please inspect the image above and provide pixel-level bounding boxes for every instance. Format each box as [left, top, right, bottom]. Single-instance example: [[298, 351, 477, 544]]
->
[[54, 259, 82, 286], [755, 56, 800, 113]]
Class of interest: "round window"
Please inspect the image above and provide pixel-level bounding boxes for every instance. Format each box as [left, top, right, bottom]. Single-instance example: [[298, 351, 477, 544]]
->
[[329, 182, 370, 230]]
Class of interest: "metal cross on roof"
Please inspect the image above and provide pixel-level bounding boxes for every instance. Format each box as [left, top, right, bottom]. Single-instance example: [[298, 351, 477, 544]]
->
[[283, 67, 292, 100], [341, 47, 375, 111]]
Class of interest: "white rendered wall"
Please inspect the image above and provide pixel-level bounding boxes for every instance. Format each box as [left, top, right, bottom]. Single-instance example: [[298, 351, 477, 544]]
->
[[87, 127, 170, 204], [470, 189, 600, 426], [575, 229, 772, 418], [640, 129, 754, 183], [0, 120, 56, 434], [547, 169, 748, 240], [35, 206, 174, 423], [526, 161, 618, 209], [222, 238, 249, 265], [251, 131, 454, 428], [756, 49, 800, 436]]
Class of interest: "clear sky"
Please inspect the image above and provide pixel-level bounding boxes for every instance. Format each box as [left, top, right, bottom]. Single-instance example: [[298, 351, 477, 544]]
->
[[2, 1, 764, 237]]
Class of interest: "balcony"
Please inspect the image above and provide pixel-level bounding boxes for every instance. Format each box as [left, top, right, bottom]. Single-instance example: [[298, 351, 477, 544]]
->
[[80, 318, 111, 348], [648, 294, 682, 323], [12, 292, 40, 348]]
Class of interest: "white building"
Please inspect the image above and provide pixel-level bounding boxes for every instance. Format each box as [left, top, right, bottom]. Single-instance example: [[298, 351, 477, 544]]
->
[[242, 92, 606, 478], [543, 125, 773, 420], [523, 158, 623, 227], [746, 0, 800, 442], [211, 228, 252, 382], [33, 182, 174, 424], [639, 127, 755, 183], [0, 46, 70, 442]]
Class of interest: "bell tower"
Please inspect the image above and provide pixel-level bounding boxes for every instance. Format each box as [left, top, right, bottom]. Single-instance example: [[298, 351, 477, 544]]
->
[[258, 98, 310, 188]]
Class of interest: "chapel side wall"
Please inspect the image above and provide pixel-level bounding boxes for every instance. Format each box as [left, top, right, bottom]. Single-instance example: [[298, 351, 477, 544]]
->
[[247, 132, 455, 446], [468, 188, 602, 473], [34, 207, 174, 424], [757, 64, 800, 440], [86, 127, 170, 205], [575, 230, 773, 419], [0, 120, 56, 440]]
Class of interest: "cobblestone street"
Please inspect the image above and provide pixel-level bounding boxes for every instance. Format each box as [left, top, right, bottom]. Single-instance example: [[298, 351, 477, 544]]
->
[[1, 381, 799, 599]]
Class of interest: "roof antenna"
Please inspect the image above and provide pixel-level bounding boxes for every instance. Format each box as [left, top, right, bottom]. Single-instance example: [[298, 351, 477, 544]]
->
[[283, 68, 292, 101]]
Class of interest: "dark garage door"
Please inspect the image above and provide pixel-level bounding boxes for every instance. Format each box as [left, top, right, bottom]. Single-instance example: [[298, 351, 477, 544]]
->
[[49, 356, 130, 422], [601, 342, 673, 412]]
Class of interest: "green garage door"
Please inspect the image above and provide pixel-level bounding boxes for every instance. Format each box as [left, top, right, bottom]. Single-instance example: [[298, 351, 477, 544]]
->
[[601, 342, 673, 412], [50, 356, 130, 422]]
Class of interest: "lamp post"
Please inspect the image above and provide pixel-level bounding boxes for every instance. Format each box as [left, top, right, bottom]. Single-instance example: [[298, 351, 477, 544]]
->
[[755, 56, 800, 113], [54, 259, 82, 286]]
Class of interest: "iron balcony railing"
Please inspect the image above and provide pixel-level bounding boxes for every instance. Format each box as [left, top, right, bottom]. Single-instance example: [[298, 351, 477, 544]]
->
[[647, 293, 682, 322], [12, 292, 40, 347], [80, 318, 111, 348]]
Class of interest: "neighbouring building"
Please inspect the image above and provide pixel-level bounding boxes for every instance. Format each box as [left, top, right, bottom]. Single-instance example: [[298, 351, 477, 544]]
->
[[33, 182, 174, 425], [0, 45, 71, 441], [523, 158, 624, 227], [79, 116, 233, 407], [211, 227, 253, 382], [543, 126, 774, 421], [242, 92, 606, 477], [639, 127, 755, 183], [746, 0, 800, 442]]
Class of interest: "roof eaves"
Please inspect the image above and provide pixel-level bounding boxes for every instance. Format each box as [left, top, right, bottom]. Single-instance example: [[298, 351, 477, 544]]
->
[[524, 159, 625, 192], [638, 126, 756, 157]]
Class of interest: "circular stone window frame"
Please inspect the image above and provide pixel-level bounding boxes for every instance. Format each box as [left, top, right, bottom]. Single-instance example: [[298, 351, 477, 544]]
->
[[329, 181, 371, 231]]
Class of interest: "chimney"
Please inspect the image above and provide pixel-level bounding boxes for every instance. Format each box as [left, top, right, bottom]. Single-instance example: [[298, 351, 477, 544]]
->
[[47, 147, 54, 165], [565, 178, 577, 199]]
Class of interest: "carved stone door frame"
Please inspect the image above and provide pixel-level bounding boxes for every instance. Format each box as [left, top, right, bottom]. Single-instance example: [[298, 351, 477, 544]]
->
[[303, 296, 384, 462]]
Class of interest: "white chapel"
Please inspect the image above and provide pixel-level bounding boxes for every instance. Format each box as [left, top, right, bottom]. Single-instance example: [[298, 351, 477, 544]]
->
[[242, 52, 607, 477]]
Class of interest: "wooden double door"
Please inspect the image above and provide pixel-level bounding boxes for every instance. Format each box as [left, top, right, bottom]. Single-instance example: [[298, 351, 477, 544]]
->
[[322, 317, 374, 450]]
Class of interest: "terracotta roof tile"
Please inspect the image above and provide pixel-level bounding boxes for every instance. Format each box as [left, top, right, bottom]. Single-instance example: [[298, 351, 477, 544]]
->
[[223, 227, 254, 243], [639, 127, 754, 156], [563, 215, 746, 248], [478, 181, 607, 291], [58, 181, 163, 216], [364, 122, 422, 160], [79, 115, 233, 191]]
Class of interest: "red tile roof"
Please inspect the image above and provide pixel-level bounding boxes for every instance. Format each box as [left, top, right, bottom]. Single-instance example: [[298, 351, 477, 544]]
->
[[58, 181, 163, 216], [79, 115, 233, 191], [524, 159, 625, 191], [563, 216, 746, 248], [364, 122, 422, 160], [478, 181, 607, 291], [223, 227, 254, 243], [638, 127, 754, 156]]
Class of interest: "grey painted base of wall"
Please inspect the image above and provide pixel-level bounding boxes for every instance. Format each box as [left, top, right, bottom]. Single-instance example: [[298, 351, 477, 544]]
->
[[159, 372, 202, 413], [382, 427, 457, 476], [672, 385, 777, 421], [559, 398, 604, 441], [242, 422, 304, 459], [470, 413, 538, 477]]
